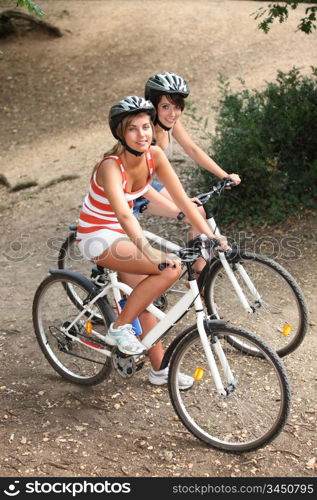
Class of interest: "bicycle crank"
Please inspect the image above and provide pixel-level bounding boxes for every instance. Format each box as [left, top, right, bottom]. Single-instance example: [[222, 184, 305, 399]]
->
[[111, 347, 145, 378]]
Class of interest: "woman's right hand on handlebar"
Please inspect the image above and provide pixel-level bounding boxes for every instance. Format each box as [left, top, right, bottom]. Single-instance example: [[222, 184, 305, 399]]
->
[[147, 247, 180, 271]]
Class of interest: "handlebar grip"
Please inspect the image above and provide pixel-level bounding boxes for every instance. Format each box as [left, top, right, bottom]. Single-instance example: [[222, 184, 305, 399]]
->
[[221, 178, 237, 188], [158, 263, 169, 270]]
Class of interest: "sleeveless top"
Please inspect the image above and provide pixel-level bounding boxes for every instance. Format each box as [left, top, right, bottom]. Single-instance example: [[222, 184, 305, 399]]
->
[[163, 129, 173, 159], [77, 149, 155, 238]]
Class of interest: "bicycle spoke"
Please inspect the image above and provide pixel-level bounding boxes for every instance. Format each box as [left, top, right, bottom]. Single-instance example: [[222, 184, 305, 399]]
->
[[33, 274, 112, 385], [168, 326, 290, 452], [205, 253, 308, 356]]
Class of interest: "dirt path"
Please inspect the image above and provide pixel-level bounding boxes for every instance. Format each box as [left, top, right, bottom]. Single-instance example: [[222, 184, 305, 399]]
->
[[0, 0, 316, 479]]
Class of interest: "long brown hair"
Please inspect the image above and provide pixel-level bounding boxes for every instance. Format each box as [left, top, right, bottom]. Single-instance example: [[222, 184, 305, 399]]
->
[[91, 112, 155, 179]]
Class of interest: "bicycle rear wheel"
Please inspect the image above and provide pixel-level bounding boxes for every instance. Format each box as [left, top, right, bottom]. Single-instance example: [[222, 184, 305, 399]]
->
[[204, 252, 308, 357], [58, 232, 109, 322], [33, 272, 114, 385], [168, 325, 290, 453]]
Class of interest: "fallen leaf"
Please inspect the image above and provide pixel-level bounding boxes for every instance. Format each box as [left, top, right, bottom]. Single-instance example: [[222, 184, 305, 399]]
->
[[306, 457, 317, 469], [75, 425, 85, 432]]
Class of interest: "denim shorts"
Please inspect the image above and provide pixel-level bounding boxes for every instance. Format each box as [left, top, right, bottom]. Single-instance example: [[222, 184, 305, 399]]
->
[[133, 180, 164, 217]]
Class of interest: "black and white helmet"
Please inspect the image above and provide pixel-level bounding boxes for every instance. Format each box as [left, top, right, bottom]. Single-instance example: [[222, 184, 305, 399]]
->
[[109, 95, 156, 139], [145, 72, 190, 100]]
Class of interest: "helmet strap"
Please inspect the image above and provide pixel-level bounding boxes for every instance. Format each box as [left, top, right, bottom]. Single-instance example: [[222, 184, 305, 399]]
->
[[120, 139, 144, 157], [155, 117, 172, 132]]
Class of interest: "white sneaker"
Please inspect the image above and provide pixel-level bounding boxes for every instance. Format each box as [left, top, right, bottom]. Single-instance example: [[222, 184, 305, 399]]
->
[[105, 323, 147, 356], [148, 367, 194, 390]]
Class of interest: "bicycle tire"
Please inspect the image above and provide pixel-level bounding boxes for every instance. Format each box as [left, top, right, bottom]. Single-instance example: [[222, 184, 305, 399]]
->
[[33, 271, 114, 385], [58, 232, 109, 322], [58, 232, 93, 276], [168, 324, 290, 452], [204, 252, 308, 357]]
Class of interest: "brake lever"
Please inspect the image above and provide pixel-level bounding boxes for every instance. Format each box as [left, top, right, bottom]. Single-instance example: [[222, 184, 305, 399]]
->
[[177, 197, 209, 221]]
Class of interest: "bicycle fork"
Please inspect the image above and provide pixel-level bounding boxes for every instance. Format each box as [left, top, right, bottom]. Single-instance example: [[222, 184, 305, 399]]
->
[[218, 253, 255, 313], [192, 280, 235, 397], [208, 217, 262, 314]]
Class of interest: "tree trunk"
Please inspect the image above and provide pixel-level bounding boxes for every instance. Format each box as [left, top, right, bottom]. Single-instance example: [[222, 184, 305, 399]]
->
[[0, 10, 62, 38]]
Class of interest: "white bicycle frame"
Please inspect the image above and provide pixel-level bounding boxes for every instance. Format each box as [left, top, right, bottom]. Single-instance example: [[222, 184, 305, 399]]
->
[[63, 266, 234, 397], [61, 197, 264, 394], [207, 217, 261, 313], [144, 209, 262, 315]]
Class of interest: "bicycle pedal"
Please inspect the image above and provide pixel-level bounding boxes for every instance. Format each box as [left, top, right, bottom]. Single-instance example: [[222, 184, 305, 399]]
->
[[111, 348, 145, 378]]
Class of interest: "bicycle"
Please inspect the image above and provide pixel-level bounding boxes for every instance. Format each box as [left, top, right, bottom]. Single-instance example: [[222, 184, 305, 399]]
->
[[57, 179, 308, 357], [33, 235, 291, 453]]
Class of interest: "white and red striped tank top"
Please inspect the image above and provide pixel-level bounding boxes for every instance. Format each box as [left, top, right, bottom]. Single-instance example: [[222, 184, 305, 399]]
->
[[77, 149, 155, 238]]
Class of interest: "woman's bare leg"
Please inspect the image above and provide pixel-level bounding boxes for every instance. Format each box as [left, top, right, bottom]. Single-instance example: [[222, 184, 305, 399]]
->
[[94, 241, 176, 369], [94, 239, 180, 323], [118, 271, 165, 370], [93, 236, 180, 359]]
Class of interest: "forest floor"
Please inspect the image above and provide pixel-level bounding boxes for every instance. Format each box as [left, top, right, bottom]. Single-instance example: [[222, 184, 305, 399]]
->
[[0, 0, 316, 479]]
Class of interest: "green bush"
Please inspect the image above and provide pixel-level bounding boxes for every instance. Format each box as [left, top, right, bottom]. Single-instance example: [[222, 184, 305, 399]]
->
[[197, 67, 317, 227]]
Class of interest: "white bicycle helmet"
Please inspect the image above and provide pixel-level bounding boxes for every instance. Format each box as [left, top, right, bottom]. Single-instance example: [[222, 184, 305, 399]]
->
[[145, 72, 190, 100], [108, 96, 156, 156], [109, 95, 156, 140]]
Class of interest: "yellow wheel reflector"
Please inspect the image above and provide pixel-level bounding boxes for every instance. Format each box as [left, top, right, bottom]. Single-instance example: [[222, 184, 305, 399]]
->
[[194, 367, 204, 381], [282, 324, 291, 336], [86, 320, 93, 334]]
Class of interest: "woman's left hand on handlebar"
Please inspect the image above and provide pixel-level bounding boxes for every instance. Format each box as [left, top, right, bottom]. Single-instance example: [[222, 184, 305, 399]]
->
[[215, 235, 229, 251]]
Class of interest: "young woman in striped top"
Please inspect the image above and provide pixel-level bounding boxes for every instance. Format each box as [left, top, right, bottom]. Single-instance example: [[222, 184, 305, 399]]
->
[[76, 96, 227, 388]]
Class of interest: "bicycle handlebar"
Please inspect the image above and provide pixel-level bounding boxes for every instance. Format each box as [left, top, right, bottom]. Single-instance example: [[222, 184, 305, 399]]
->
[[177, 178, 236, 221], [158, 234, 221, 269], [68, 179, 237, 233]]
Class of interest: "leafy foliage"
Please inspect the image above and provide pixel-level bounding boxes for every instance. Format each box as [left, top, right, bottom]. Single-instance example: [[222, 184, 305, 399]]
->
[[196, 68, 317, 227], [15, 0, 45, 17], [252, 1, 317, 34]]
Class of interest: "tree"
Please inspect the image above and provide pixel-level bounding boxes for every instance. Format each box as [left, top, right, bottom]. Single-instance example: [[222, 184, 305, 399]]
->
[[253, 0, 317, 34]]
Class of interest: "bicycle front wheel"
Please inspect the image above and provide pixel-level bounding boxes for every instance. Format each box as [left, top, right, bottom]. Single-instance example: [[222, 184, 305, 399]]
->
[[204, 252, 308, 357], [168, 325, 290, 453], [33, 272, 113, 385]]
